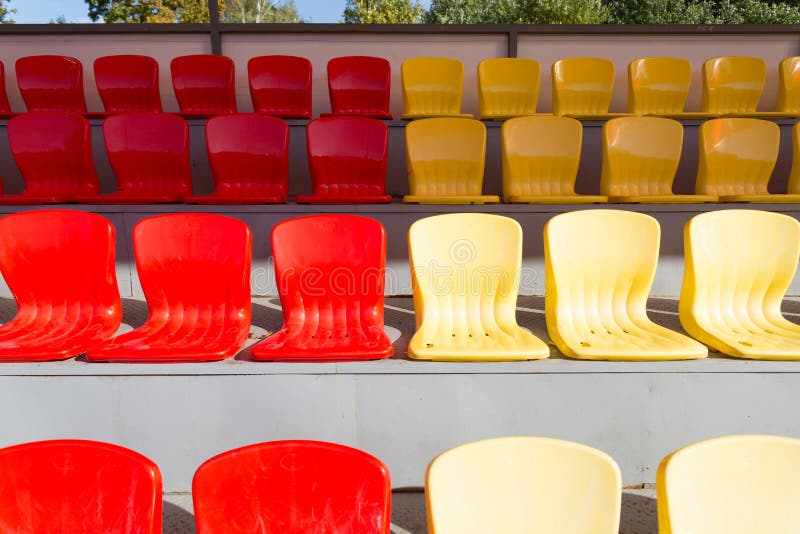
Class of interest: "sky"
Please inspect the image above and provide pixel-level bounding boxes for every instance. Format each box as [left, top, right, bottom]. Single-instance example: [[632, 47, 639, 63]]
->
[[9, 0, 433, 23]]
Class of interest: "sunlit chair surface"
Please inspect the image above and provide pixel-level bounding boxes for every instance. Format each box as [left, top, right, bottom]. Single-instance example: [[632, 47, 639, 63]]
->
[[0, 61, 11, 114], [701, 56, 766, 114], [0, 439, 161, 533], [0, 210, 121, 361], [407, 213, 548, 361], [403, 118, 499, 204], [297, 116, 392, 204], [3, 112, 99, 204], [627, 57, 691, 115], [401, 57, 472, 119], [477, 57, 539, 119], [502, 115, 606, 203], [248, 55, 312, 118], [326, 56, 392, 119], [545, 210, 706, 360], [86, 214, 251, 362], [171, 54, 236, 115], [552, 57, 617, 117], [15, 55, 86, 113], [601, 116, 716, 203], [185, 113, 289, 204], [679, 210, 800, 359], [657, 435, 800, 534], [777, 56, 800, 113], [251, 215, 393, 361], [94, 54, 162, 113], [426, 437, 621, 534], [193, 440, 391, 534]]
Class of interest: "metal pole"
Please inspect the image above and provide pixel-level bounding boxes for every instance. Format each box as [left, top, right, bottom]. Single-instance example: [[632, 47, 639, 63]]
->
[[208, 0, 222, 55]]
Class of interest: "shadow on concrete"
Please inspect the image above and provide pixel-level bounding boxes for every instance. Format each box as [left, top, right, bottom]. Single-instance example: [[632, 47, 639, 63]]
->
[[620, 492, 658, 534], [163, 500, 196, 534]]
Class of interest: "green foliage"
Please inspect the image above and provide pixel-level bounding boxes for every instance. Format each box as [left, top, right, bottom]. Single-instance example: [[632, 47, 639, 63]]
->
[[222, 0, 302, 23], [0, 0, 15, 24], [85, 0, 218, 23], [343, 0, 425, 23]]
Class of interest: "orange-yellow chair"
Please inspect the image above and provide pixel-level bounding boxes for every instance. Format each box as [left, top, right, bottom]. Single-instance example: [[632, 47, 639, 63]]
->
[[680, 210, 800, 359], [627, 57, 691, 115], [403, 118, 499, 204], [601, 116, 716, 203], [502, 116, 606, 203], [407, 213, 548, 361], [401, 57, 472, 119], [777, 56, 800, 114], [426, 437, 621, 534], [477, 58, 539, 119], [552, 58, 621, 118], [701, 56, 766, 115], [545, 210, 707, 361], [788, 121, 800, 194]]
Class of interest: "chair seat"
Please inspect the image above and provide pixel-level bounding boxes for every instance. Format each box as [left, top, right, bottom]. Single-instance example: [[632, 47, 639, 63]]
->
[[0, 193, 77, 204], [83, 191, 184, 204], [251, 327, 393, 361], [609, 194, 718, 203], [719, 194, 800, 203], [401, 112, 473, 120], [565, 112, 632, 120], [695, 326, 800, 360], [296, 193, 392, 204], [508, 194, 607, 204], [320, 111, 393, 120], [650, 112, 719, 120], [184, 193, 286, 204], [403, 194, 500, 204], [408, 326, 548, 361]]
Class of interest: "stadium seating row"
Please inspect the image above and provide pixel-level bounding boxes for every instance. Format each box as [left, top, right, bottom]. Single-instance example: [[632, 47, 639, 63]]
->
[[3, 111, 800, 204], [0, 434, 796, 533], [0, 209, 797, 362]]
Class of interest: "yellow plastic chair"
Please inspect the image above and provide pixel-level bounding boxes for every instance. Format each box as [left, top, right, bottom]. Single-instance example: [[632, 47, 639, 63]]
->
[[426, 437, 621, 534], [502, 116, 606, 203], [601, 116, 716, 203], [679, 210, 800, 359], [403, 118, 499, 204], [401, 57, 472, 119], [627, 57, 691, 115], [545, 210, 707, 361], [788, 122, 800, 193], [477, 58, 539, 120], [552, 58, 622, 118], [777, 56, 800, 114], [657, 435, 800, 534], [407, 214, 548, 361], [701, 56, 766, 114]]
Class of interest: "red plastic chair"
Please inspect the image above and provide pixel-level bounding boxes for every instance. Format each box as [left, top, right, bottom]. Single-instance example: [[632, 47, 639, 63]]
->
[[3, 112, 99, 204], [251, 215, 393, 361], [171, 54, 236, 115], [0, 61, 11, 114], [296, 116, 392, 204], [94, 55, 162, 113], [15, 55, 87, 113], [193, 440, 391, 534], [0, 211, 121, 361], [185, 114, 289, 204], [0, 439, 161, 533], [89, 112, 192, 203], [326, 56, 392, 119], [248, 55, 312, 119], [86, 213, 251, 362]]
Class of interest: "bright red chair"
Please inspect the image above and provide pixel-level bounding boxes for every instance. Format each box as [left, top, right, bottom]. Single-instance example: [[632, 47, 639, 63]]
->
[[326, 56, 392, 119], [86, 213, 251, 362], [251, 215, 393, 361], [3, 112, 99, 204], [171, 54, 236, 115], [248, 55, 312, 119], [193, 440, 391, 534], [94, 55, 162, 113], [15, 55, 86, 113], [88, 112, 191, 203], [0, 61, 11, 114], [0, 439, 161, 533], [0, 211, 121, 361], [296, 116, 392, 204], [185, 113, 289, 204]]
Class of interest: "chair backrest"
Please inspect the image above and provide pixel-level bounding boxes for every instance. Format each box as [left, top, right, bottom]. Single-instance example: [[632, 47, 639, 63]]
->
[[696, 117, 778, 196], [701, 56, 766, 114], [426, 437, 621, 534], [94, 55, 162, 113], [0, 61, 10, 113], [406, 118, 485, 196], [778, 56, 800, 113], [501, 115, 582, 198], [15, 55, 86, 112], [8, 112, 99, 199], [789, 121, 800, 194], [0, 439, 161, 533], [658, 435, 800, 534], [327, 55, 391, 117], [477, 58, 539, 118], [171, 54, 236, 114], [601, 116, 683, 197], [627, 57, 691, 114], [402, 57, 464, 117], [193, 440, 391, 534], [248, 55, 312, 118], [552, 57, 614, 115], [307, 116, 388, 197], [206, 113, 289, 198], [103, 112, 192, 197]]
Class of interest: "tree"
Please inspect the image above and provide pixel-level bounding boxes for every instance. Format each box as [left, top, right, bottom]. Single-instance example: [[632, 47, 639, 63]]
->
[[606, 0, 800, 23], [222, 0, 302, 23], [343, 0, 425, 23], [0, 0, 15, 24], [85, 0, 222, 23], [425, 0, 605, 24]]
